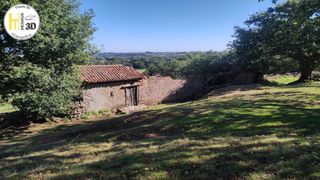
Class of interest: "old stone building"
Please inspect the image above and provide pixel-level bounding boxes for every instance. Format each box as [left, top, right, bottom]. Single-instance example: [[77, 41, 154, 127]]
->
[[77, 65, 203, 113]]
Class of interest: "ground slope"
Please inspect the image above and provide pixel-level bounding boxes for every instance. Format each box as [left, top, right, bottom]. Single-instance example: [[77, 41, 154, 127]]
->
[[1, 83, 320, 179]]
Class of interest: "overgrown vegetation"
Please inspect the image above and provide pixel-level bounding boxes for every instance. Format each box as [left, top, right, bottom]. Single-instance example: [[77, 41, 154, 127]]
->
[[0, 0, 96, 119], [11, 65, 82, 119], [1, 82, 320, 179]]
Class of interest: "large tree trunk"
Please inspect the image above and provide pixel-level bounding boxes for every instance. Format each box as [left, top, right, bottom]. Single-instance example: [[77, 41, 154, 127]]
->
[[297, 59, 314, 82]]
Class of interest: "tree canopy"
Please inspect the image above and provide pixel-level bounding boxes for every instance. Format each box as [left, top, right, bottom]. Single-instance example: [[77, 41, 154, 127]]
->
[[0, 0, 96, 119], [232, 0, 320, 82]]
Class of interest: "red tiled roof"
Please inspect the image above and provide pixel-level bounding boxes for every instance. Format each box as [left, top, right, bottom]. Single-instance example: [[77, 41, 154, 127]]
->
[[80, 65, 145, 83]]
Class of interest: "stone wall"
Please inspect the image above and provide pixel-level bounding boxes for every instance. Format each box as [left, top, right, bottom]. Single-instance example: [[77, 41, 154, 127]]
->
[[79, 76, 203, 113], [139, 76, 203, 105], [81, 81, 137, 112]]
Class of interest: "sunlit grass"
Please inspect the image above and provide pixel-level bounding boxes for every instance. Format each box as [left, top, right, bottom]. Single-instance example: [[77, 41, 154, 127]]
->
[[1, 82, 320, 179], [137, 69, 147, 73], [0, 102, 16, 114], [269, 75, 300, 85]]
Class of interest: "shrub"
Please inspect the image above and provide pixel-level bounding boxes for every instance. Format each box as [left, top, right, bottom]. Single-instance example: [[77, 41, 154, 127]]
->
[[12, 64, 81, 120]]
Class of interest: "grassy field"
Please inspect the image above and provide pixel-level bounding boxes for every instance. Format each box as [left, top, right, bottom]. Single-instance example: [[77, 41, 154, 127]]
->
[[268, 75, 300, 85], [1, 83, 320, 179], [0, 101, 16, 114], [137, 69, 147, 73]]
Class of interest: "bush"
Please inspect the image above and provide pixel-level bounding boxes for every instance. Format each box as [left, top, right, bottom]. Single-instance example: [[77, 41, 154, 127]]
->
[[146, 51, 234, 84], [182, 52, 234, 85], [12, 64, 81, 120]]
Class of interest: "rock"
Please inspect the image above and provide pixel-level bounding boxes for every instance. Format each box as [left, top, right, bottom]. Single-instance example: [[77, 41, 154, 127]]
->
[[312, 71, 320, 80]]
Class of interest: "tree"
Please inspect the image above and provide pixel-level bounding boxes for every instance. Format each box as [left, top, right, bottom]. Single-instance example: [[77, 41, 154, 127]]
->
[[182, 51, 234, 85], [145, 51, 235, 85], [0, 0, 96, 119], [232, 27, 299, 74], [11, 64, 82, 119], [232, 0, 320, 82]]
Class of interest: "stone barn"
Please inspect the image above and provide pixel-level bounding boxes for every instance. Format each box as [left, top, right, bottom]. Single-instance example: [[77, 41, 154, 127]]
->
[[77, 65, 204, 114], [79, 65, 145, 113]]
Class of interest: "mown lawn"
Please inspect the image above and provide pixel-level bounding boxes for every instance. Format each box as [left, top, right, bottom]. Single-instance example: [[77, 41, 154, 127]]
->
[[1, 83, 320, 179]]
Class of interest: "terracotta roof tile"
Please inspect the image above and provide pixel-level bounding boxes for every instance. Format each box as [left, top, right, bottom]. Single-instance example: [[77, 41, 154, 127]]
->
[[80, 65, 145, 83]]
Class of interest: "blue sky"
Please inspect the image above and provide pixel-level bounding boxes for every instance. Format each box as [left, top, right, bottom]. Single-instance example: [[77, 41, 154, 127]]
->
[[80, 0, 275, 52]]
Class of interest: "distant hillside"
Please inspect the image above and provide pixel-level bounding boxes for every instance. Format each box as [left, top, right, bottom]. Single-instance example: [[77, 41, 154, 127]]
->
[[95, 52, 187, 60], [93, 52, 189, 70]]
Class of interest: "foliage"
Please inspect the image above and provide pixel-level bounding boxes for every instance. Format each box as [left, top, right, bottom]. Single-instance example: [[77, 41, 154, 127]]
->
[[145, 51, 235, 85], [94, 51, 234, 84], [94, 52, 186, 69], [232, 0, 320, 82], [146, 56, 188, 78], [95, 55, 175, 73], [0, 0, 96, 119], [181, 51, 235, 85], [11, 64, 81, 119], [232, 28, 299, 74]]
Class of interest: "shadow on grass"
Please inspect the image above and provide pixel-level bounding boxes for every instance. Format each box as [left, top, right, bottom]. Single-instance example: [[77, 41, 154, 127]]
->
[[0, 111, 32, 140], [1, 90, 320, 179]]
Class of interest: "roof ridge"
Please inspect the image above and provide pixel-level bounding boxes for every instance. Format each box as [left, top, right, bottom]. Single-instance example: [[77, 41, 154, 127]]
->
[[80, 64, 144, 83], [79, 64, 124, 67]]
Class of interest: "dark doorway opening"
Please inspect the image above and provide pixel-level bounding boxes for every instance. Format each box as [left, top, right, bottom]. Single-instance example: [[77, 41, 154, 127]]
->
[[125, 86, 139, 106]]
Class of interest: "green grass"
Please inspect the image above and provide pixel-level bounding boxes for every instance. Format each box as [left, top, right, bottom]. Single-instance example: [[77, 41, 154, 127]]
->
[[1, 83, 320, 179], [137, 68, 147, 73], [269, 75, 299, 85], [0, 102, 16, 114]]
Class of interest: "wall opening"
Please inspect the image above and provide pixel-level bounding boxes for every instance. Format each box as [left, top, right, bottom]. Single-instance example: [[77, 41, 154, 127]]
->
[[125, 86, 138, 106]]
